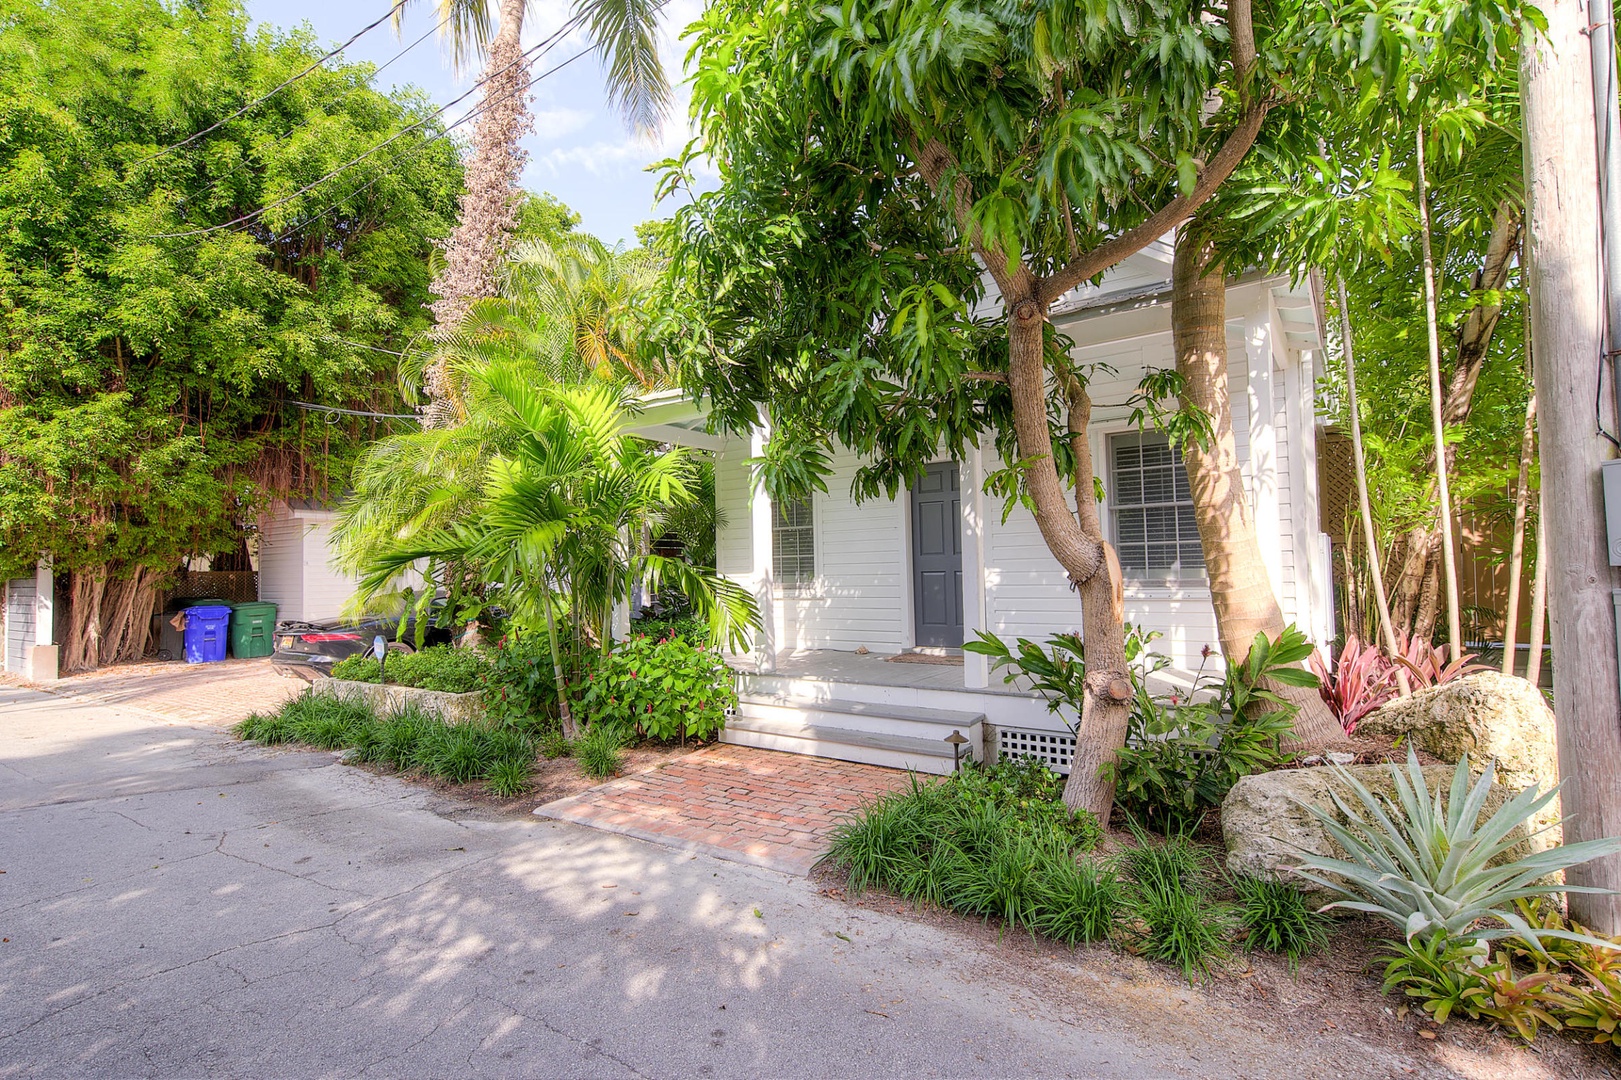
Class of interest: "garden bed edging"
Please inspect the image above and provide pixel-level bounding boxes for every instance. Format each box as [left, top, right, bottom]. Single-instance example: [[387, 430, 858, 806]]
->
[[313, 677, 487, 725]]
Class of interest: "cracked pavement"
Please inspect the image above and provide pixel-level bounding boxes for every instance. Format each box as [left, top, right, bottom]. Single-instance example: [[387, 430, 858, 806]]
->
[[1, 683, 1473, 1078]]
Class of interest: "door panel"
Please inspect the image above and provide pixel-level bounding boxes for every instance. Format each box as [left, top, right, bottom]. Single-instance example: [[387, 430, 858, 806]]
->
[[911, 462, 963, 647]]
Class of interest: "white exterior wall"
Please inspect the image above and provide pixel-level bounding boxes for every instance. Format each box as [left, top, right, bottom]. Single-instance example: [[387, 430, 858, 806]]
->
[[710, 275, 1329, 675], [716, 442, 910, 653], [256, 505, 361, 623]]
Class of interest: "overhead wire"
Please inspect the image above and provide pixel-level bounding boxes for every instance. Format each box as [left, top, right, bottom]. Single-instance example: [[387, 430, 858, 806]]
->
[[133, 1, 412, 167], [147, 12, 589, 240]]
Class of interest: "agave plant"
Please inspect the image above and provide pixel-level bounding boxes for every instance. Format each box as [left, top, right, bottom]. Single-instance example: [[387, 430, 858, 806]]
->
[[1292, 748, 1621, 953]]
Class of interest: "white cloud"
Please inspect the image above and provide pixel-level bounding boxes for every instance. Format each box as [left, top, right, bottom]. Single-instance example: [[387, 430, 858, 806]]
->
[[531, 106, 595, 140]]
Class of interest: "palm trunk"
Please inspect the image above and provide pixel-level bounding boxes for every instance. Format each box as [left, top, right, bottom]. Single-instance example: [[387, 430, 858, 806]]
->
[[538, 558, 577, 740], [1335, 274, 1410, 695], [1502, 392, 1537, 674], [423, 4, 534, 423], [1171, 236, 1344, 747], [1415, 125, 1464, 660]]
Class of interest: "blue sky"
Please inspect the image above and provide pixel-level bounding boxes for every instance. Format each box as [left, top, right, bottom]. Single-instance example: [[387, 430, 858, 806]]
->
[[246, 0, 707, 247]]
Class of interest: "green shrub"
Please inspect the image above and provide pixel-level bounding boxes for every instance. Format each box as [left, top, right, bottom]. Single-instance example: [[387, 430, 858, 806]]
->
[[538, 728, 572, 759], [627, 614, 710, 646], [330, 645, 491, 694], [953, 757, 1102, 848], [1233, 874, 1331, 967], [577, 726, 626, 779], [483, 632, 561, 725], [969, 624, 1316, 833], [580, 634, 735, 742]]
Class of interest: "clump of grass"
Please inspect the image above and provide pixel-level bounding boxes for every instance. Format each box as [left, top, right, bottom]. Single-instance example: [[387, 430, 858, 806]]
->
[[1118, 829, 1234, 983], [485, 757, 532, 797], [1033, 854, 1127, 945], [1233, 873, 1331, 968], [1127, 882, 1235, 984], [374, 705, 438, 770], [577, 726, 625, 779], [287, 695, 373, 750], [819, 773, 1125, 946]]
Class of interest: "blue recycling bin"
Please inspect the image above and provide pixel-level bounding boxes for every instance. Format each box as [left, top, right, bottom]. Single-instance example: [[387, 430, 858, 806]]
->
[[182, 604, 232, 664]]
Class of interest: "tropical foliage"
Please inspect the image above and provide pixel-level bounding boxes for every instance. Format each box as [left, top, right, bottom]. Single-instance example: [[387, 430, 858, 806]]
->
[[1310, 633, 1490, 731], [1294, 749, 1621, 949], [350, 371, 758, 734], [969, 625, 1317, 831], [0, 0, 462, 668], [579, 633, 737, 742]]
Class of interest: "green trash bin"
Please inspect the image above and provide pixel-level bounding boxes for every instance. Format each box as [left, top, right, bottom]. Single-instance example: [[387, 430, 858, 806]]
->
[[228, 600, 278, 659]]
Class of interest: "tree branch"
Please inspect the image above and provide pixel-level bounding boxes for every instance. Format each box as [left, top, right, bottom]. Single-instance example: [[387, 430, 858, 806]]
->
[[1038, 102, 1268, 305]]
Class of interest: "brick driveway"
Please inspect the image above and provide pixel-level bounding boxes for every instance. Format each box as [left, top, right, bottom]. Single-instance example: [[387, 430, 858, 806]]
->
[[17, 658, 299, 726], [533, 744, 914, 876]]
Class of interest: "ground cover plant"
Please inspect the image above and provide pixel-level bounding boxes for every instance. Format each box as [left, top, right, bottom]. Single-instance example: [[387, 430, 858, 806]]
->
[[235, 694, 548, 797], [331, 646, 493, 694], [819, 758, 1319, 982]]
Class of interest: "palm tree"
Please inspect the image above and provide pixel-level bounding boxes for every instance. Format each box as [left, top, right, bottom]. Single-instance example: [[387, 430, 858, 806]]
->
[[401, 0, 670, 420], [354, 370, 759, 736]]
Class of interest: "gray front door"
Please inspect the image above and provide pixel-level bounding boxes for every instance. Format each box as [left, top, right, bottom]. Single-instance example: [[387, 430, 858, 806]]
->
[[911, 462, 963, 648]]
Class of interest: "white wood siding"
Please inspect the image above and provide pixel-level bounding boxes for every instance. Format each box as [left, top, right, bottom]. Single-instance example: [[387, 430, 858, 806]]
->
[[298, 516, 360, 622], [256, 505, 305, 622], [708, 275, 1318, 672], [4, 577, 36, 673]]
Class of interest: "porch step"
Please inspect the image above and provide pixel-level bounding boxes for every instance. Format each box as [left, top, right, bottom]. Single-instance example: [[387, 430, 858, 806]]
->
[[721, 694, 983, 775]]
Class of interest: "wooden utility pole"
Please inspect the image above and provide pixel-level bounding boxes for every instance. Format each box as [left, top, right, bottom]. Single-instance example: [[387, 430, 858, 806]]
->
[[1520, 0, 1621, 933]]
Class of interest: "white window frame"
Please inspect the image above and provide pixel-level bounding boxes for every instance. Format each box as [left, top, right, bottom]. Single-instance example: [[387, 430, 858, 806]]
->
[[771, 495, 816, 592], [1101, 428, 1209, 592]]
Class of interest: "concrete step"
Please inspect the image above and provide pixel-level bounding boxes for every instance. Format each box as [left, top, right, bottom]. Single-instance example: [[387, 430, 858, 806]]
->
[[735, 694, 983, 741], [721, 697, 983, 775]]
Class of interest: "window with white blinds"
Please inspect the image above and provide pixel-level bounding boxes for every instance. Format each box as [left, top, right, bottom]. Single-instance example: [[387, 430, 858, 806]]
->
[[771, 498, 815, 585], [1109, 431, 1206, 582]]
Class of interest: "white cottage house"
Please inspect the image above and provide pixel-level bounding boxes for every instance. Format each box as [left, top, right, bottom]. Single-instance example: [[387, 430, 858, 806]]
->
[[631, 252, 1332, 776]]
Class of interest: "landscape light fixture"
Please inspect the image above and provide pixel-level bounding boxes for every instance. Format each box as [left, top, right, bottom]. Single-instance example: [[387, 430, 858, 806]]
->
[[944, 729, 969, 772]]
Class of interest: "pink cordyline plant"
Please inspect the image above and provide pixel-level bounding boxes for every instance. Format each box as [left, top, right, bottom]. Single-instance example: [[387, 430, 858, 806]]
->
[[1311, 632, 1489, 734]]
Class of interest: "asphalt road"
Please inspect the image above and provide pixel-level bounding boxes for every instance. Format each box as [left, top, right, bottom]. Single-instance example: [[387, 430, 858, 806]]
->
[[0, 683, 1503, 1079]]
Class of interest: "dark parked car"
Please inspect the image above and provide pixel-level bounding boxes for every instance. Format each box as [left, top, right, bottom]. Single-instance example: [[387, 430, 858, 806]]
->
[[271, 611, 454, 681]]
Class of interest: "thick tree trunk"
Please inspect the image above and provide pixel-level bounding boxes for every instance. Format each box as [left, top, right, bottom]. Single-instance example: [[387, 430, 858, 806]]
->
[[1521, 0, 1621, 933], [1004, 290, 1131, 820], [61, 566, 160, 673], [1171, 237, 1344, 748]]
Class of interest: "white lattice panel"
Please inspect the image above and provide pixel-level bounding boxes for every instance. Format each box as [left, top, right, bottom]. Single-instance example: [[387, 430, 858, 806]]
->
[[997, 728, 1076, 775]]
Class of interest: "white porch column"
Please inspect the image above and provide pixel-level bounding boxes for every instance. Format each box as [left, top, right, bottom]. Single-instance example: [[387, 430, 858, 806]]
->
[[962, 448, 989, 688], [748, 417, 777, 672], [1244, 311, 1286, 603]]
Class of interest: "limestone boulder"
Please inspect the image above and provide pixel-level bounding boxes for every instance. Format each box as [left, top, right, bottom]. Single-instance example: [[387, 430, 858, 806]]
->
[[1221, 763, 1533, 893], [1355, 671, 1559, 845]]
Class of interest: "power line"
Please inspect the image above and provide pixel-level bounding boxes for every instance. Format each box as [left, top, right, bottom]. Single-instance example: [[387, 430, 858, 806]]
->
[[148, 15, 587, 240], [134, 1, 411, 168], [279, 399, 420, 421], [370, 12, 449, 82]]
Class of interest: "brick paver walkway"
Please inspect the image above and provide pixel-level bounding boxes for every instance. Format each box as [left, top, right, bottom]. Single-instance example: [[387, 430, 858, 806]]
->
[[18, 658, 300, 726], [533, 744, 913, 876]]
